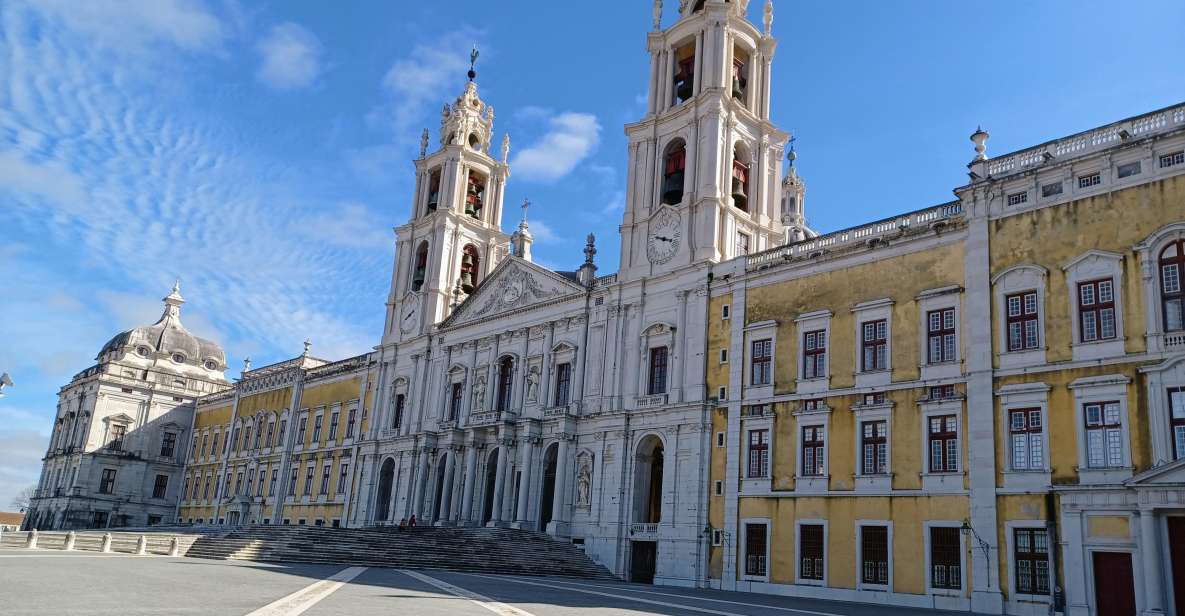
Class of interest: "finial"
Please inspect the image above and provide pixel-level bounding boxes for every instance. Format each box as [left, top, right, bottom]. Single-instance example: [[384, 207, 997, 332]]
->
[[763, 0, 773, 36], [500, 133, 510, 164], [468, 45, 479, 81], [584, 233, 597, 264], [653, 0, 663, 30], [172, 278, 181, 294], [520, 198, 530, 224], [787, 136, 797, 167], [302, 339, 311, 357], [243, 357, 252, 373], [419, 128, 429, 158], [970, 126, 989, 162]]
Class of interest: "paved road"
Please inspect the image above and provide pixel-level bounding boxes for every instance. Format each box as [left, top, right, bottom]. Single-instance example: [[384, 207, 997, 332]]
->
[[0, 548, 989, 615]]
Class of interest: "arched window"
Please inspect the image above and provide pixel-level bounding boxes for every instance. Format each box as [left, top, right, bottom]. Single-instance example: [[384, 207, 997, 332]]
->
[[426, 170, 441, 214], [467, 133, 481, 149], [673, 43, 696, 105], [661, 140, 686, 205], [731, 144, 750, 212], [731, 50, 749, 103], [460, 244, 481, 294], [412, 241, 429, 292], [1160, 240, 1185, 331], [496, 356, 514, 412], [466, 172, 486, 219]]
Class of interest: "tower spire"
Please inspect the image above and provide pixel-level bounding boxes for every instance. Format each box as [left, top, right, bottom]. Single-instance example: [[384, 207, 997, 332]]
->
[[159, 279, 185, 322], [468, 45, 479, 81]]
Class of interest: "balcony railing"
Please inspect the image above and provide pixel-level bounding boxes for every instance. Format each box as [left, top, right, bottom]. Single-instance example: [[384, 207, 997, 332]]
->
[[1166, 332, 1185, 351], [467, 411, 514, 428], [542, 403, 579, 419], [635, 394, 668, 409], [629, 522, 659, 539]]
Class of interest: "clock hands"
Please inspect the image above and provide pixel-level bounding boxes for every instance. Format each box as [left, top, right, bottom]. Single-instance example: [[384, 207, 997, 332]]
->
[[403, 310, 416, 321], [654, 235, 674, 242]]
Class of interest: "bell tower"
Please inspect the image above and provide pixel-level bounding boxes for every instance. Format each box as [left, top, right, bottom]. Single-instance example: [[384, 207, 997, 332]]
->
[[619, 0, 789, 281], [383, 50, 512, 343]]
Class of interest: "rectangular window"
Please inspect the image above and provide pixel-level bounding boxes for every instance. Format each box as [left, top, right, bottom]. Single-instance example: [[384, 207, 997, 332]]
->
[[241, 426, 251, 452], [747, 429, 769, 478], [802, 330, 826, 379], [337, 463, 349, 495], [1006, 291, 1040, 351], [929, 384, 956, 400], [269, 469, 278, 497], [861, 526, 889, 585], [303, 465, 314, 496], [297, 417, 307, 446], [928, 415, 959, 473], [266, 422, 275, 448], [99, 469, 116, 494], [183, 476, 191, 501], [802, 398, 823, 411], [799, 524, 824, 581], [204, 474, 212, 499], [109, 424, 127, 451], [346, 409, 356, 439], [555, 363, 572, 406], [1041, 182, 1063, 198], [744, 524, 767, 576], [648, 347, 669, 395], [1117, 161, 1141, 178], [1084, 401, 1123, 468], [235, 471, 244, 495], [160, 432, 177, 458], [200, 433, 209, 456], [212, 433, 221, 457], [1014, 528, 1050, 595], [930, 527, 962, 590], [393, 394, 406, 430], [1078, 172, 1102, 188], [861, 320, 888, 371], [312, 416, 323, 444], [1170, 388, 1185, 460], [320, 463, 331, 495], [861, 420, 888, 475], [287, 468, 298, 496], [256, 468, 265, 497], [152, 474, 168, 499], [714, 480, 723, 495], [223, 428, 230, 454], [927, 308, 957, 364], [449, 383, 464, 420], [277, 420, 286, 446], [719, 348, 728, 364], [750, 339, 772, 386], [801, 426, 825, 476], [736, 231, 751, 256], [253, 424, 262, 449], [1077, 279, 1116, 342], [721, 304, 730, 320], [328, 412, 339, 441], [1007, 191, 1028, 206], [1009, 408, 1045, 471], [1161, 151, 1185, 168]]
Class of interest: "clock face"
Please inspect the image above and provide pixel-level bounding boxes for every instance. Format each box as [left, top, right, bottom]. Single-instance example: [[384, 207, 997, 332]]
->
[[646, 209, 682, 265], [399, 303, 420, 334]]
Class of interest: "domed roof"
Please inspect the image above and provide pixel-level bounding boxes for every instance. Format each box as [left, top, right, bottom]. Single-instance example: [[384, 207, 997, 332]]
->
[[98, 282, 227, 370]]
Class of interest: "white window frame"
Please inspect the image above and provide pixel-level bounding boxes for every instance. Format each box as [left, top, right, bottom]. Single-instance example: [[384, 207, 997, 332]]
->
[[792, 403, 831, 494], [794, 519, 828, 587], [1070, 374, 1133, 484], [719, 348, 728, 364], [851, 398, 892, 493], [1138, 355, 1185, 463], [721, 304, 731, 320], [714, 479, 723, 496], [855, 520, 894, 592], [1063, 250, 1126, 361], [852, 298, 893, 387], [795, 310, 832, 394], [997, 383, 1052, 492], [919, 399, 964, 493], [743, 321, 777, 399], [917, 285, 962, 381], [712, 528, 724, 546], [923, 520, 967, 598], [715, 431, 725, 448], [1133, 222, 1185, 353], [1004, 521, 1055, 608], [739, 517, 771, 582], [992, 264, 1048, 369], [741, 417, 774, 493]]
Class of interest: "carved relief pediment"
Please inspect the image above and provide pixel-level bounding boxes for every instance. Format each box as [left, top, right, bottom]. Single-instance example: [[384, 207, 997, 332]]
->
[[442, 257, 584, 328]]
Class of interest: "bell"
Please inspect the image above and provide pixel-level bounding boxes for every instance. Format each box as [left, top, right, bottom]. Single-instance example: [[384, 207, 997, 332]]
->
[[731, 178, 748, 211], [732, 74, 746, 100], [412, 270, 425, 291], [426, 191, 439, 212], [460, 271, 474, 294], [465, 200, 477, 217], [676, 75, 693, 102], [662, 171, 684, 205]]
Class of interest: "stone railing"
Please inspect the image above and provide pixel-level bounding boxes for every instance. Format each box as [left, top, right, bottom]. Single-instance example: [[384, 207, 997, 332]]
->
[[635, 394, 668, 409], [740, 405, 775, 418], [1165, 332, 1185, 351], [985, 103, 1185, 177], [466, 410, 512, 428], [595, 273, 618, 286], [306, 354, 369, 381], [745, 202, 963, 272], [629, 523, 659, 539], [542, 403, 579, 419]]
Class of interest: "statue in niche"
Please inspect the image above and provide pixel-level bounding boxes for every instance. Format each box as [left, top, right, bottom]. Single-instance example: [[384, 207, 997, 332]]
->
[[472, 375, 487, 410], [575, 463, 592, 507], [525, 365, 541, 402]]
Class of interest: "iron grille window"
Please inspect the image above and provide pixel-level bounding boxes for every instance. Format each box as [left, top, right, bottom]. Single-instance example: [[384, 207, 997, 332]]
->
[[1078, 279, 1116, 342], [803, 330, 826, 379], [861, 320, 888, 371], [449, 384, 463, 421], [152, 474, 168, 499], [799, 524, 824, 580], [1014, 528, 1050, 594], [801, 426, 825, 476], [930, 527, 961, 590], [1078, 172, 1101, 188], [1084, 401, 1123, 468], [861, 421, 888, 475], [928, 415, 959, 473], [1161, 151, 1185, 168], [1009, 408, 1045, 471], [160, 432, 177, 458], [393, 395, 405, 429], [337, 463, 349, 495], [861, 526, 889, 585], [747, 429, 769, 478], [1171, 388, 1185, 460], [648, 347, 669, 395], [745, 523, 767, 576], [1005, 291, 1040, 351], [99, 468, 116, 494], [927, 308, 956, 363], [751, 339, 772, 386], [328, 412, 339, 441], [1160, 240, 1185, 331], [555, 362, 572, 406]]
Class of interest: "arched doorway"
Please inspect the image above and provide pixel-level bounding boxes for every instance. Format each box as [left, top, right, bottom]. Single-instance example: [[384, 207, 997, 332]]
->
[[481, 449, 499, 525], [431, 453, 449, 522], [375, 458, 395, 522], [633, 436, 665, 524], [538, 442, 559, 531]]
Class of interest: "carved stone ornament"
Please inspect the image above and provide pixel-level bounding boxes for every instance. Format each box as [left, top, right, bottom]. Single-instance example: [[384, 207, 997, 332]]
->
[[525, 365, 541, 402], [575, 458, 592, 508]]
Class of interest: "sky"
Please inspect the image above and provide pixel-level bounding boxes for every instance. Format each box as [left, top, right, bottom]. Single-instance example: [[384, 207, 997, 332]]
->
[[1, 0, 1183, 510]]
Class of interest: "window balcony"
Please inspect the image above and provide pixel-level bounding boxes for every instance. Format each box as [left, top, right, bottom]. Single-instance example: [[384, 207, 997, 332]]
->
[[542, 403, 579, 419], [1165, 331, 1185, 351], [635, 394, 668, 409], [629, 522, 659, 540], [466, 411, 514, 428]]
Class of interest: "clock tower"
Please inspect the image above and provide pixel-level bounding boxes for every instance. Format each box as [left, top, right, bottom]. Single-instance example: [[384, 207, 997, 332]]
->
[[382, 55, 512, 344], [619, 0, 789, 282]]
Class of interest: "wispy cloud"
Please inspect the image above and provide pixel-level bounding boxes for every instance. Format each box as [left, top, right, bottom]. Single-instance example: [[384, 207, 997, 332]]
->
[[26, 0, 226, 55], [527, 218, 562, 243], [256, 22, 323, 91], [512, 112, 602, 182]]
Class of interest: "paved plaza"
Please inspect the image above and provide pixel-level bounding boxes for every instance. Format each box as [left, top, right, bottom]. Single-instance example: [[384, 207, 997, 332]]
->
[[0, 549, 990, 616]]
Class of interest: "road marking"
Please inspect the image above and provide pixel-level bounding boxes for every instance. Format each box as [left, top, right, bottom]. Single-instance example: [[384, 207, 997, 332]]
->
[[515, 577, 844, 616], [400, 570, 539, 616], [463, 574, 846, 616], [243, 565, 366, 616]]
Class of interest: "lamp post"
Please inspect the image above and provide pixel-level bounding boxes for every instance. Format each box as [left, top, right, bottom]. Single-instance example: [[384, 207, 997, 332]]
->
[[961, 520, 992, 589]]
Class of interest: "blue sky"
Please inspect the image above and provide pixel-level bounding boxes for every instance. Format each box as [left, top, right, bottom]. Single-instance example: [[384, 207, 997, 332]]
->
[[1, 0, 1183, 509]]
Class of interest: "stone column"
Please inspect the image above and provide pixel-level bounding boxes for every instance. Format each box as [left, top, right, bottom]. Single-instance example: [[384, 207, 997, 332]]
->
[[513, 438, 537, 528], [1140, 508, 1166, 615], [411, 448, 430, 520], [460, 445, 478, 525], [547, 434, 571, 537], [488, 444, 508, 526], [436, 452, 455, 525]]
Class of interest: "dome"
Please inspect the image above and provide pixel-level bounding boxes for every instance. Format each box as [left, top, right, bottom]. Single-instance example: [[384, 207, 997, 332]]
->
[[97, 282, 227, 371]]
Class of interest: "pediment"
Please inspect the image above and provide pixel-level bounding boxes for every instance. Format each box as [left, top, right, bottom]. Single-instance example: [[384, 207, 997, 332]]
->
[[442, 257, 585, 328], [1127, 457, 1185, 487], [104, 413, 135, 425]]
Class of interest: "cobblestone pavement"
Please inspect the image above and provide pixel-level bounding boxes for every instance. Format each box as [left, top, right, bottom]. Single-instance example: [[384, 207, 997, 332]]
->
[[0, 549, 992, 615]]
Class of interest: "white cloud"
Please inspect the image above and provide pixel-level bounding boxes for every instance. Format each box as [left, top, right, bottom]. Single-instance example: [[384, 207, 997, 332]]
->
[[374, 29, 482, 142], [0, 428, 48, 512], [256, 22, 323, 91], [602, 190, 626, 215], [526, 218, 561, 244], [298, 202, 393, 250], [512, 112, 602, 182], [0, 151, 85, 205], [27, 0, 225, 54]]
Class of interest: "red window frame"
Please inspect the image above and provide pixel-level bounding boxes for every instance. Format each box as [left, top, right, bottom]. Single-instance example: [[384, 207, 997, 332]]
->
[[747, 429, 769, 478], [861, 319, 887, 372], [860, 420, 887, 475], [861, 526, 889, 585], [1005, 291, 1040, 351], [1009, 408, 1044, 471], [927, 308, 956, 363], [1077, 278, 1116, 342], [1170, 388, 1185, 460], [803, 330, 826, 379], [928, 415, 958, 473], [745, 523, 767, 576], [801, 426, 825, 477], [750, 339, 772, 386], [1160, 240, 1185, 332], [799, 524, 824, 580], [930, 527, 962, 590], [1014, 528, 1050, 595]]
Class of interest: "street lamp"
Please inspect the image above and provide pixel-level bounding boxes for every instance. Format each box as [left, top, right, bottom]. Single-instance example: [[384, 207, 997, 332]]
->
[[961, 519, 992, 589]]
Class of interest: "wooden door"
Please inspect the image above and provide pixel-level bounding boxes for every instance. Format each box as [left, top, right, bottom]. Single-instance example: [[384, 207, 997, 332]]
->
[[1093, 551, 1137, 616], [630, 541, 657, 584], [1169, 517, 1185, 616]]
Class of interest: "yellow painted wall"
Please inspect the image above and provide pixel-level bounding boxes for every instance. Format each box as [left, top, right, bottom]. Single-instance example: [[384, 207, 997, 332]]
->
[[239, 387, 293, 417], [708, 407, 727, 579], [299, 377, 362, 448], [193, 404, 232, 428]]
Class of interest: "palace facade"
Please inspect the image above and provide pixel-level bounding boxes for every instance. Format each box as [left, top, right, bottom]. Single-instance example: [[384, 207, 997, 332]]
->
[[27, 1, 1185, 614]]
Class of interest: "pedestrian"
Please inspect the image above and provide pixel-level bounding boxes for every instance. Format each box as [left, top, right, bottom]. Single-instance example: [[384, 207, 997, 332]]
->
[[408, 514, 417, 527], [398, 518, 407, 530]]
